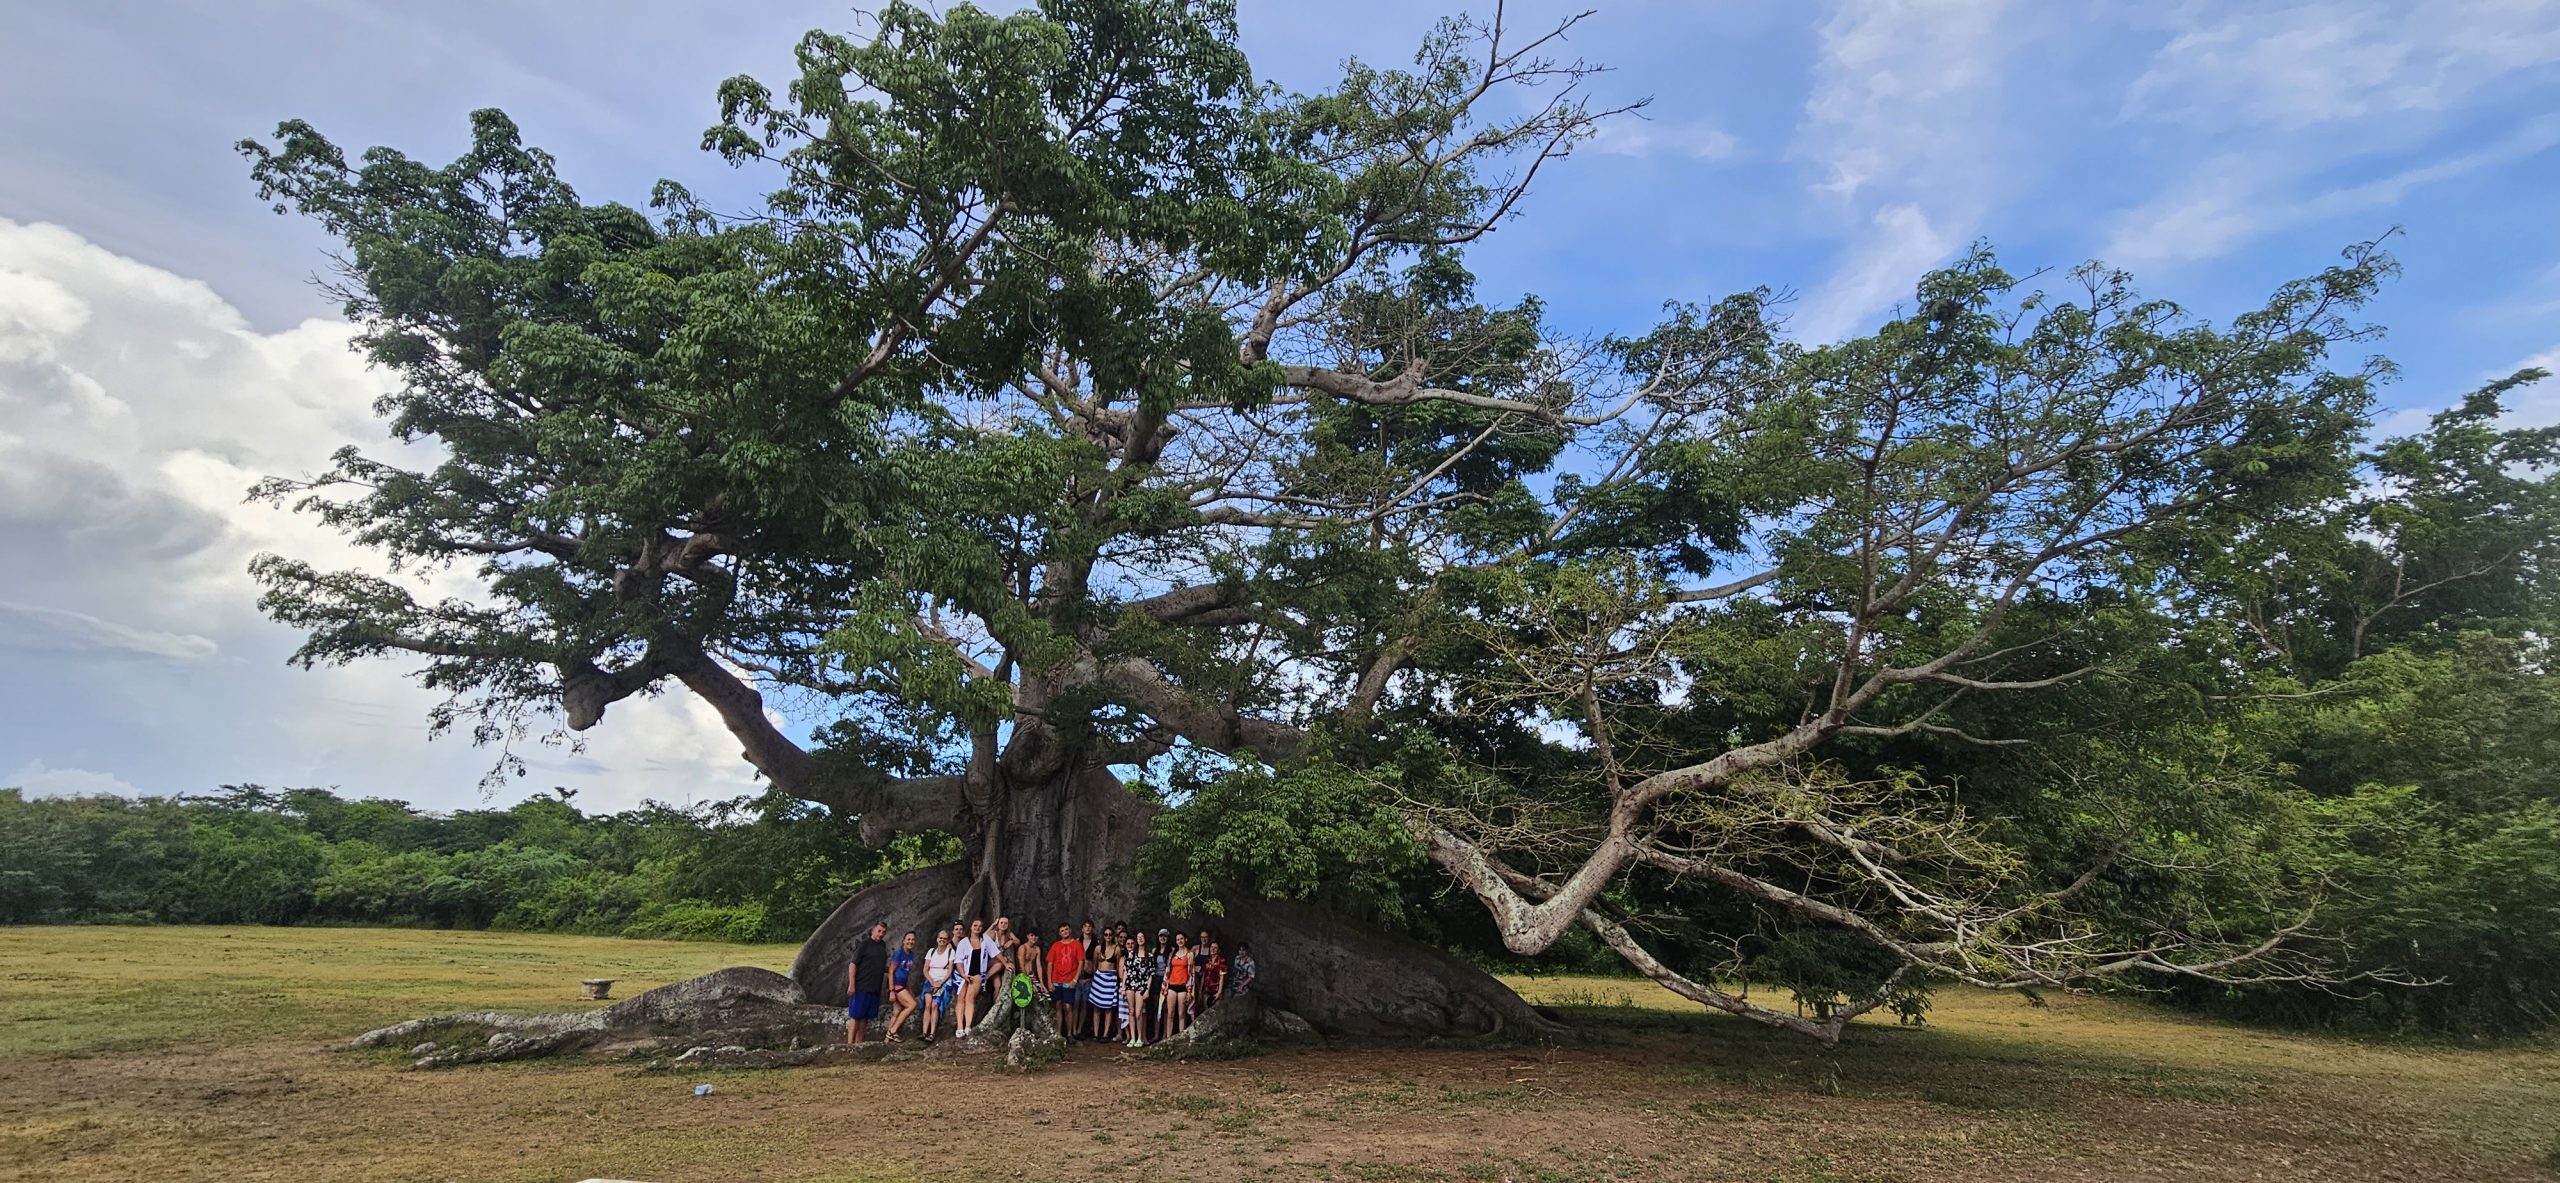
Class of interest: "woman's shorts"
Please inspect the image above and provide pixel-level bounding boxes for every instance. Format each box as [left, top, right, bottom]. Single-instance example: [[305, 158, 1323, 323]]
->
[[847, 990, 883, 1020], [1166, 982, 1188, 994]]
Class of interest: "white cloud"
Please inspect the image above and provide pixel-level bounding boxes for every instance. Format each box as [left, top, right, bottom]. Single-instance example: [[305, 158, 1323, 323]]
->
[[1794, 204, 1957, 343], [2091, 158, 2264, 270], [1591, 119, 1737, 161], [0, 599, 216, 662], [0, 218, 762, 814], [2372, 347, 2560, 441], [1788, 0, 2019, 340], [2104, 115, 2560, 267], [2101, 2, 2560, 268], [2128, 0, 2560, 131], [2494, 348, 2560, 429], [1796, 0, 2020, 202], [6, 759, 139, 798], [0, 265, 92, 341]]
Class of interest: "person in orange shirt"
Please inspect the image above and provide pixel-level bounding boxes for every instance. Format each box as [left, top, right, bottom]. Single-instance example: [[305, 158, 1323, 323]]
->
[[1046, 922, 1086, 1040], [1158, 931, 1195, 1038]]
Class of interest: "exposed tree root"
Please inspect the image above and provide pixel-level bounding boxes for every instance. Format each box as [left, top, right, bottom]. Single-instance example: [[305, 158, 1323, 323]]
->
[[336, 965, 1067, 1072]]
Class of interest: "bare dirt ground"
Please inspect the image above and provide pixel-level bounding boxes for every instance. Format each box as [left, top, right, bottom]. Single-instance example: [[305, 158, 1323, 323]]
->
[[3, 926, 2553, 1182]]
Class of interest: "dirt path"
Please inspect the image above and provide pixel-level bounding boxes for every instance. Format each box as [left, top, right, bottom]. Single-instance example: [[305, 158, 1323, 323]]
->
[[4, 1028, 2549, 1182]]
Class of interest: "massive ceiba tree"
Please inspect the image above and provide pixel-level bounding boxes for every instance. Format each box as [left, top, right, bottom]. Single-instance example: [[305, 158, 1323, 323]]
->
[[245, 0, 2397, 1043]]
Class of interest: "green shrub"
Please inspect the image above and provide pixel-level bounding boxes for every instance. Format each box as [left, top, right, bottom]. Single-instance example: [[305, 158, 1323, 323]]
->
[[623, 898, 769, 943]]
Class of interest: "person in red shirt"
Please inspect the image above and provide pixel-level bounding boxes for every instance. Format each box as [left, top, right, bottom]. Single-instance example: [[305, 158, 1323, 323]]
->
[[1198, 940, 1228, 1011], [1046, 923, 1086, 1040]]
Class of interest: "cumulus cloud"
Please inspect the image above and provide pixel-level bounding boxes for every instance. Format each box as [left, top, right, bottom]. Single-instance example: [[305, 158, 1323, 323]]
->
[[0, 218, 761, 813], [5, 759, 139, 798], [2369, 347, 2560, 441], [2494, 349, 2560, 429]]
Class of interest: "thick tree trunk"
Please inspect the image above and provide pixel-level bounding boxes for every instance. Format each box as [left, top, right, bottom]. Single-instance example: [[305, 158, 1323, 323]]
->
[[791, 765, 1560, 1042]]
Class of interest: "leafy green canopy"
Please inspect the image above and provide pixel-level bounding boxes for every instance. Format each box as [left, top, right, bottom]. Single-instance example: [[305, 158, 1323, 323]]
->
[[239, 0, 1653, 851]]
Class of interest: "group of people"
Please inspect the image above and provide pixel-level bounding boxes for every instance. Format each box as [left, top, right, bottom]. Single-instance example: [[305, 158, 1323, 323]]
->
[[844, 916, 1258, 1049]]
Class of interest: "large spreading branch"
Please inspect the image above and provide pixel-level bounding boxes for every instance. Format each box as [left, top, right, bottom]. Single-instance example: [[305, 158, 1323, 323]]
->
[[1392, 249, 2395, 1034]]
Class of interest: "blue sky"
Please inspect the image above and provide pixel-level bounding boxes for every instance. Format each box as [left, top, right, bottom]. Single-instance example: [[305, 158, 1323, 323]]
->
[[2, 0, 2555, 813]]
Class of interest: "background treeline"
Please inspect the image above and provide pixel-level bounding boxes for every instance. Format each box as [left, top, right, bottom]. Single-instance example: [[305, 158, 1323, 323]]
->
[[0, 785, 950, 944]]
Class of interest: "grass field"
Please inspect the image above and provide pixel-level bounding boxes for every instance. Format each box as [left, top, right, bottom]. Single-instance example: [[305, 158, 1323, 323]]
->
[[2, 926, 2554, 1182]]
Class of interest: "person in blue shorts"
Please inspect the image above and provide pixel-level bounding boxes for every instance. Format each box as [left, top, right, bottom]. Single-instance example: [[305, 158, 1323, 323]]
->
[[885, 930, 918, 1042], [1046, 922, 1085, 1039], [846, 921, 889, 1044]]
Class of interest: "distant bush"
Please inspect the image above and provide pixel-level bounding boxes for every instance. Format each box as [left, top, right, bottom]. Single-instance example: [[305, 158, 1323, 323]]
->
[[623, 899, 770, 943], [0, 784, 929, 943]]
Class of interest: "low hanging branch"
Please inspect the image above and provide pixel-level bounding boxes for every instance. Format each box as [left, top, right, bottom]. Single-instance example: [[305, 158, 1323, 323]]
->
[[1414, 757, 2413, 1047]]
